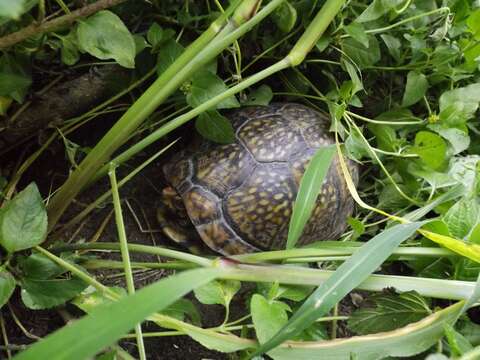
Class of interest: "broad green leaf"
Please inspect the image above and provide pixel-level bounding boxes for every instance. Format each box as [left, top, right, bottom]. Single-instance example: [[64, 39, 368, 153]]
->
[[348, 291, 431, 335], [0, 183, 47, 253], [0, 0, 37, 19], [443, 198, 479, 239], [18, 253, 66, 280], [187, 71, 239, 109], [77, 10, 136, 68], [380, 34, 401, 62], [367, 123, 397, 152], [269, 301, 464, 360], [195, 110, 235, 144], [342, 59, 363, 95], [244, 85, 273, 106], [287, 145, 336, 249], [344, 23, 368, 48], [449, 156, 480, 193], [194, 279, 240, 308], [0, 73, 32, 97], [439, 84, 480, 124], [0, 271, 15, 308], [147, 23, 164, 49], [271, 1, 297, 33], [60, 34, 80, 66], [21, 277, 88, 309], [428, 124, 470, 155], [341, 35, 380, 69], [156, 39, 184, 75], [467, 9, 480, 39], [401, 71, 428, 107], [347, 217, 365, 240], [411, 131, 447, 170], [253, 222, 423, 356], [13, 268, 220, 360], [72, 287, 126, 314], [345, 132, 369, 161], [162, 298, 201, 325], [356, 0, 403, 23], [251, 294, 289, 344]]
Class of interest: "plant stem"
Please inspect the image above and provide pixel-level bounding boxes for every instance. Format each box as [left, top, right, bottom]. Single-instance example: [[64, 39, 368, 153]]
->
[[108, 165, 146, 360], [0, 0, 127, 49]]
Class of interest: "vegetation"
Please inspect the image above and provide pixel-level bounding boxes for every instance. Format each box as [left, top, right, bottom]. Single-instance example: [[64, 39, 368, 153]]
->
[[0, 0, 479, 359]]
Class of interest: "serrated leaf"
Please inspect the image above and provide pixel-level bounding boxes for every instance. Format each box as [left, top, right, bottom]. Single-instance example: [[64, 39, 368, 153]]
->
[[244, 85, 273, 106], [287, 145, 336, 249], [0, 183, 47, 253], [342, 36, 380, 69], [348, 291, 431, 335], [187, 71, 239, 109], [77, 10, 136, 68], [443, 198, 479, 239], [21, 277, 88, 310], [251, 294, 289, 344], [193, 279, 240, 308], [411, 131, 447, 170], [402, 71, 428, 107], [0, 271, 15, 308], [195, 110, 235, 144]]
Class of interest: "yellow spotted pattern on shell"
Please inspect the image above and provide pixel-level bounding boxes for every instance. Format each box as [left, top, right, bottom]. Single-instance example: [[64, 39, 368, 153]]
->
[[163, 103, 358, 255]]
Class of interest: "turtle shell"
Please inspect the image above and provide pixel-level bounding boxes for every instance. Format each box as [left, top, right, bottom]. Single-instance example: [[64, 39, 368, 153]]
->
[[163, 103, 358, 255]]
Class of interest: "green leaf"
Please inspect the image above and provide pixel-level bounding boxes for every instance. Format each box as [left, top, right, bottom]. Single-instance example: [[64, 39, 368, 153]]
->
[[244, 85, 273, 106], [18, 253, 66, 280], [195, 110, 235, 144], [348, 217, 365, 240], [439, 84, 480, 125], [253, 222, 423, 357], [342, 59, 364, 95], [251, 294, 289, 344], [0, 271, 15, 309], [344, 23, 368, 48], [187, 71, 239, 109], [428, 124, 470, 155], [0, 54, 31, 101], [21, 277, 88, 310], [76, 10, 136, 68], [287, 145, 336, 249], [380, 34, 401, 62], [13, 268, 220, 360], [467, 9, 480, 40], [401, 71, 428, 107], [156, 39, 184, 75], [162, 298, 201, 326], [443, 198, 479, 239], [0, 183, 47, 253], [147, 23, 163, 49], [411, 131, 447, 170], [193, 279, 240, 308], [0, 0, 36, 20], [348, 291, 431, 335], [342, 35, 380, 69], [356, 0, 403, 23], [271, 1, 297, 33]]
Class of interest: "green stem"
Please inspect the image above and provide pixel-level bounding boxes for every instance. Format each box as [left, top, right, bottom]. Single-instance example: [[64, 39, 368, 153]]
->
[[82, 259, 196, 270], [108, 166, 146, 360], [50, 242, 213, 267]]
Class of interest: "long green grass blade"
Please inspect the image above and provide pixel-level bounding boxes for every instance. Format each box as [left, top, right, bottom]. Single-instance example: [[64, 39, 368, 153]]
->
[[13, 268, 220, 360], [287, 145, 336, 249], [269, 301, 463, 360], [251, 221, 424, 357]]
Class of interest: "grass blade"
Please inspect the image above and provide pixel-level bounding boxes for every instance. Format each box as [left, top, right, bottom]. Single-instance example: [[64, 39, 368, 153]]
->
[[269, 301, 464, 360], [287, 145, 336, 249], [251, 221, 423, 357], [13, 268, 220, 360]]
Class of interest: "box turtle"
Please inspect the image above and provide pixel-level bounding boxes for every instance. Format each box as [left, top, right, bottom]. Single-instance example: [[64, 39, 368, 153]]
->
[[158, 103, 358, 255]]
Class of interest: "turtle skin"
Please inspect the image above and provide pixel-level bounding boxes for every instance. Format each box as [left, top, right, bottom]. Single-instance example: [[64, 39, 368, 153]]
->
[[162, 103, 358, 255]]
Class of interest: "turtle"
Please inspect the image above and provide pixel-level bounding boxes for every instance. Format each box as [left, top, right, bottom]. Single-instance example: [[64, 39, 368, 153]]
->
[[157, 103, 358, 255]]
